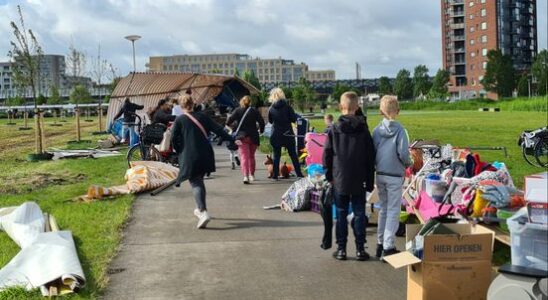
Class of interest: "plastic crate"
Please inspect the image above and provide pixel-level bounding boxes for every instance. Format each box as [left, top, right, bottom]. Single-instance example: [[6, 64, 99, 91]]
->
[[508, 208, 548, 271]]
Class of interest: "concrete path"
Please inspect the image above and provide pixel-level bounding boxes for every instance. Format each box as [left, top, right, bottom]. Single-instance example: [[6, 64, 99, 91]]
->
[[103, 146, 406, 300]]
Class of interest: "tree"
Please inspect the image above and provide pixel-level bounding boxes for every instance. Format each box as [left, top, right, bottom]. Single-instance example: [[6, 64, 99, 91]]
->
[[233, 68, 240, 77], [516, 74, 529, 97], [481, 49, 515, 98], [393, 69, 413, 100], [70, 85, 92, 104], [243, 69, 261, 90], [331, 82, 359, 102], [532, 49, 547, 96], [428, 69, 450, 100], [37, 94, 47, 105], [378, 76, 392, 95], [8, 5, 45, 154], [412, 65, 431, 100], [48, 85, 62, 104], [292, 77, 316, 112], [66, 43, 88, 141]]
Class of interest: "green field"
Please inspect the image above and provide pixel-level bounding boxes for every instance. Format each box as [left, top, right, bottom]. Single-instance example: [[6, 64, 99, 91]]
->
[[0, 110, 546, 299], [0, 116, 133, 299]]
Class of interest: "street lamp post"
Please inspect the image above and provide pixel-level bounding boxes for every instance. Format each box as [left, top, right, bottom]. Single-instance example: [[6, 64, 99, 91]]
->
[[124, 35, 141, 73]]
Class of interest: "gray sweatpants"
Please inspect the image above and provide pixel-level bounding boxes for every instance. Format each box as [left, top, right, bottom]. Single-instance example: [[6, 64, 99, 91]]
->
[[376, 175, 404, 250]]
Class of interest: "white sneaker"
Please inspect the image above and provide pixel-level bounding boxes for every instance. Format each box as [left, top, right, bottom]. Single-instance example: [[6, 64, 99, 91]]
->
[[243, 176, 250, 184], [194, 209, 201, 219], [249, 175, 255, 182], [347, 212, 354, 224], [197, 211, 210, 229]]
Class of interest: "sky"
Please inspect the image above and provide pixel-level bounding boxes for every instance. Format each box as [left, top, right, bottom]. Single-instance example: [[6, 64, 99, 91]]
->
[[0, 0, 546, 80]]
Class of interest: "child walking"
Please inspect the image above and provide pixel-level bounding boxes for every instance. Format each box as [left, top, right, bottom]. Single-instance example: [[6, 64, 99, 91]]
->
[[372, 95, 412, 260], [323, 92, 375, 261]]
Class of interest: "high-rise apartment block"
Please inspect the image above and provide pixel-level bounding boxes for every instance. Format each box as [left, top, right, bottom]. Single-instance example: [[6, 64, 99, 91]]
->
[[147, 53, 335, 84], [441, 0, 537, 99]]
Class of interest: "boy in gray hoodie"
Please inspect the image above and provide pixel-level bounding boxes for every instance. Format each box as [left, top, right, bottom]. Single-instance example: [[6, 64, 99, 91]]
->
[[372, 95, 412, 260]]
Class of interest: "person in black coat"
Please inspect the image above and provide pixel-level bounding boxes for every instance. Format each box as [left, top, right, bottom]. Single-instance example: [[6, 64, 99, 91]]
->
[[267, 88, 304, 179], [171, 95, 236, 229], [226, 95, 265, 183], [323, 91, 375, 261], [152, 98, 176, 126], [113, 98, 145, 144]]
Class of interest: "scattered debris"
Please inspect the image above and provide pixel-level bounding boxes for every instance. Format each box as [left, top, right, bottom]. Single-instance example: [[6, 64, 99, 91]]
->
[[48, 148, 122, 160]]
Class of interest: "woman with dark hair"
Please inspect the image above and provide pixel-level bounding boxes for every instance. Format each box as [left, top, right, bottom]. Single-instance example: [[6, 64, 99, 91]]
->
[[267, 88, 304, 179], [113, 97, 144, 144], [152, 98, 176, 126], [171, 94, 237, 229], [226, 95, 265, 184]]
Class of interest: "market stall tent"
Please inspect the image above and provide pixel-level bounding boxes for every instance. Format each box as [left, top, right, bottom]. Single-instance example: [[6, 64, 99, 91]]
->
[[106, 72, 259, 125]]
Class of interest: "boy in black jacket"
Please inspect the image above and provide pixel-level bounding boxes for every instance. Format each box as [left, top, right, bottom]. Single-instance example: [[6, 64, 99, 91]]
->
[[323, 91, 375, 261]]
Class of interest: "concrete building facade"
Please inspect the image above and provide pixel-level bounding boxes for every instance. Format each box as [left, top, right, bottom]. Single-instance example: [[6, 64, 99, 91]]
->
[[441, 0, 537, 99], [306, 70, 336, 82], [147, 53, 335, 84]]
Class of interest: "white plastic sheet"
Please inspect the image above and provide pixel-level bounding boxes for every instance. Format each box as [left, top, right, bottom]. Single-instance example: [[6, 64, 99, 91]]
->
[[0, 202, 86, 295]]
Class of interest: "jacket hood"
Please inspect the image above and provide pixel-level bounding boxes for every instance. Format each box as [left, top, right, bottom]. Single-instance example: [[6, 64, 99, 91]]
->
[[377, 118, 403, 138], [272, 99, 287, 109], [335, 115, 366, 134]]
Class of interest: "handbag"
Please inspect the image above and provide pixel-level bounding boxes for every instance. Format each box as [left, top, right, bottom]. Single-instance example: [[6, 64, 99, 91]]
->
[[157, 126, 173, 152], [233, 107, 252, 140]]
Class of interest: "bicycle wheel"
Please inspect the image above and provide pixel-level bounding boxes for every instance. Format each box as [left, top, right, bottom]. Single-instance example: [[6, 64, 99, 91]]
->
[[522, 144, 539, 167], [534, 138, 548, 167], [127, 144, 163, 168]]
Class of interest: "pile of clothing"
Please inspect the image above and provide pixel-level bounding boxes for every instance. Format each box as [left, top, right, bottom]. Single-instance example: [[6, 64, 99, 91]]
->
[[405, 143, 525, 228]]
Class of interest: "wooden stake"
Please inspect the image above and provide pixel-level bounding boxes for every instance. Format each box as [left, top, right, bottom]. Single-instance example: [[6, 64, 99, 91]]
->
[[40, 112, 46, 150], [76, 108, 81, 142], [98, 106, 103, 131]]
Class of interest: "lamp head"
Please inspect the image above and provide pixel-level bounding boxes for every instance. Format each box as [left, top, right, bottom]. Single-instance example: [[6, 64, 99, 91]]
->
[[124, 35, 141, 42]]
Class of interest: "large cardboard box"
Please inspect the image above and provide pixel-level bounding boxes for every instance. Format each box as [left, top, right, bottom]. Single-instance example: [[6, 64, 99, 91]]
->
[[385, 223, 494, 300]]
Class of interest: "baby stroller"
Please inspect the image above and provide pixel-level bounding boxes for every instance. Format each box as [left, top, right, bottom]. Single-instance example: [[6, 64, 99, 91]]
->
[[519, 127, 548, 168]]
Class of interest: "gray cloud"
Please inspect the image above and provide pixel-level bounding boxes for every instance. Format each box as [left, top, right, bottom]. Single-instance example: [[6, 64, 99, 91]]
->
[[0, 0, 546, 80]]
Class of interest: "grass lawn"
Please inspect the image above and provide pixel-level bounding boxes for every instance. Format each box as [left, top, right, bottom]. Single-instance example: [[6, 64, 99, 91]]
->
[[0, 116, 133, 299]]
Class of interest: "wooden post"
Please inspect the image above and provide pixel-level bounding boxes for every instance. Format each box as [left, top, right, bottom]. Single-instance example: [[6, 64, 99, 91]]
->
[[34, 110, 43, 154], [76, 108, 81, 142], [40, 111, 46, 150], [24, 110, 29, 128], [98, 106, 103, 131]]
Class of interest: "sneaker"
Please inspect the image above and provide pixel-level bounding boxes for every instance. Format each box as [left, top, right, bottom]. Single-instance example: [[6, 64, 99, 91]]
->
[[243, 176, 250, 184], [381, 248, 400, 263], [332, 249, 347, 261], [249, 175, 255, 182], [197, 211, 210, 229], [356, 248, 370, 261], [235, 156, 241, 166], [375, 244, 383, 258], [193, 209, 201, 219]]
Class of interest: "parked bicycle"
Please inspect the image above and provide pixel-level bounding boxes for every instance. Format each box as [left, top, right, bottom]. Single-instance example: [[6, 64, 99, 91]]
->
[[126, 113, 178, 167], [519, 127, 548, 168]]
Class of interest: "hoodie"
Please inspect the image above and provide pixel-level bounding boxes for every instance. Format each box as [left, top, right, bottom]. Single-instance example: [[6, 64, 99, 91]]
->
[[323, 114, 375, 195], [372, 118, 412, 177]]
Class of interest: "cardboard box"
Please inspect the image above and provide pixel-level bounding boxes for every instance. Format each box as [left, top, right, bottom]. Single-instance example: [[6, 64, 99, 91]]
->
[[524, 172, 548, 203], [384, 223, 494, 300]]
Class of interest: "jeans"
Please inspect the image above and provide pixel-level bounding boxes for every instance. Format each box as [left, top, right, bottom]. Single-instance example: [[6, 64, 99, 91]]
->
[[272, 143, 303, 178], [376, 175, 404, 250], [189, 176, 207, 211], [334, 193, 366, 250], [122, 122, 137, 146], [238, 137, 258, 176]]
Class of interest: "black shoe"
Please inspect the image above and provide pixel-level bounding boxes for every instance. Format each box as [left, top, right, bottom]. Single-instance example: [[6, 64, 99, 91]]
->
[[320, 242, 332, 250], [356, 249, 370, 261], [332, 249, 347, 261], [235, 156, 241, 166], [381, 248, 400, 263], [375, 244, 383, 258]]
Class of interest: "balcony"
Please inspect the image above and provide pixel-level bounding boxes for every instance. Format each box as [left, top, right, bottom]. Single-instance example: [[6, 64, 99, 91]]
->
[[451, 0, 464, 5], [451, 23, 465, 29], [453, 35, 466, 41], [452, 9, 465, 17], [454, 47, 466, 53]]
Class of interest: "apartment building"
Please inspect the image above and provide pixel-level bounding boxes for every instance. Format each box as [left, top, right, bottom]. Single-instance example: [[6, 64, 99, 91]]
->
[[306, 70, 336, 82], [147, 53, 336, 84], [441, 0, 537, 99]]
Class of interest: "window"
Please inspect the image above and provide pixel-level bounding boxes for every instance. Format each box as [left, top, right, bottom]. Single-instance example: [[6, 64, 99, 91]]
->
[[469, 1, 474, 7], [481, 35, 487, 43], [470, 26, 475, 32], [471, 52, 476, 58], [481, 22, 487, 30], [470, 39, 475, 45], [481, 0, 486, 3], [469, 14, 474, 20], [471, 64, 475, 70], [479, 75, 484, 81], [481, 9, 486, 17], [482, 61, 487, 69], [482, 48, 488, 56]]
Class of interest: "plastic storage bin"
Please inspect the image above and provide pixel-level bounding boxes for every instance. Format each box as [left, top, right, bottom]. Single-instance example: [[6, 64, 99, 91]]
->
[[507, 208, 548, 271]]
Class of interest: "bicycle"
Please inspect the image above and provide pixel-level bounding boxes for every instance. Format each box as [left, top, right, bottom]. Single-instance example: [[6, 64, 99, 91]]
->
[[519, 127, 548, 168], [126, 113, 165, 168]]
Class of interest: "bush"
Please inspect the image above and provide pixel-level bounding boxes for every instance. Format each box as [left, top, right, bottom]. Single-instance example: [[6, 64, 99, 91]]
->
[[399, 97, 546, 112]]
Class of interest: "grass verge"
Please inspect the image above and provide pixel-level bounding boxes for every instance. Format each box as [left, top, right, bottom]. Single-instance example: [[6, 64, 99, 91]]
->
[[0, 117, 133, 299]]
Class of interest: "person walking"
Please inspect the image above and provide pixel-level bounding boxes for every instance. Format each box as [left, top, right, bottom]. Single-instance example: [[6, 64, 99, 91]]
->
[[171, 94, 237, 229], [267, 88, 304, 179], [226, 96, 265, 184], [113, 97, 144, 144], [152, 98, 176, 126]]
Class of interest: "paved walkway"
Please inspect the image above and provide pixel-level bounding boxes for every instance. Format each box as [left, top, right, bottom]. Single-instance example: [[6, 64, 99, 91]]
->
[[103, 146, 406, 300]]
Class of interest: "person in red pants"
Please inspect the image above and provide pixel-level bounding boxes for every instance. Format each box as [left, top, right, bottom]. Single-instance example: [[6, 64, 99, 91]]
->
[[226, 96, 265, 184]]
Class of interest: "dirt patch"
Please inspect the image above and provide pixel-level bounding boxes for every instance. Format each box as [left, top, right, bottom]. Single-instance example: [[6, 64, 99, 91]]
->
[[0, 172, 87, 194]]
